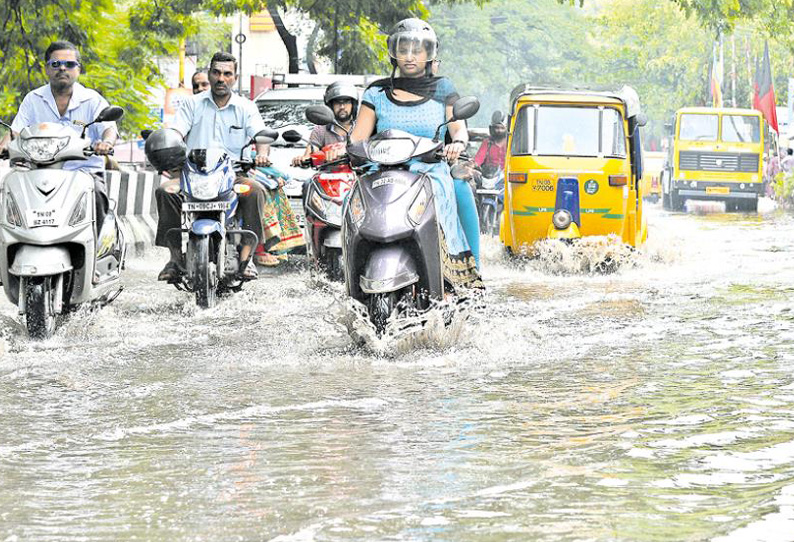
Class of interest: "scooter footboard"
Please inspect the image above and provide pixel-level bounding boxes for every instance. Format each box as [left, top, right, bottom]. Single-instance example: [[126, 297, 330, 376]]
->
[[360, 246, 420, 295]]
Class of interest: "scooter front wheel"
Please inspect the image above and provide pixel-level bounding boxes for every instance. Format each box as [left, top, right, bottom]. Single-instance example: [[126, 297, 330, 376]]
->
[[191, 236, 217, 309], [368, 292, 396, 336], [25, 277, 57, 339]]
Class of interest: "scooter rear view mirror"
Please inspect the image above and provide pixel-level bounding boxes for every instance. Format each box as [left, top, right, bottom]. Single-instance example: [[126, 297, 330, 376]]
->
[[282, 130, 304, 144], [140, 129, 153, 141], [305, 105, 336, 127], [0, 119, 12, 141], [451, 96, 480, 122], [95, 106, 125, 123]]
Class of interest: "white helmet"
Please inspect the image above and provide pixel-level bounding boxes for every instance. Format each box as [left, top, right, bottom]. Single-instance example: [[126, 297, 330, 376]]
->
[[387, 18, 439, 64]]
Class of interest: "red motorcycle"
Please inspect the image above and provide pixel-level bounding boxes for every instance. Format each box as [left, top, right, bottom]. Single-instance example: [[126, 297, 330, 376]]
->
[[298, 143, 356, 280]]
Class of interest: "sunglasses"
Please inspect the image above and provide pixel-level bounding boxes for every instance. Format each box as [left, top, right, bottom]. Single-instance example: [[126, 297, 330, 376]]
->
[[46, 60, 80, 69]]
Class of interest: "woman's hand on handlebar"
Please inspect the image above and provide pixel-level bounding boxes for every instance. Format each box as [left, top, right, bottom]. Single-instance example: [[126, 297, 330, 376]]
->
[[443, 141, 466, 163]]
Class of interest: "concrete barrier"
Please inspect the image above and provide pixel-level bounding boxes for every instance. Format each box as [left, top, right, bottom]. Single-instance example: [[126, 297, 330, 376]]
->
[[106, 170, 159, 255]]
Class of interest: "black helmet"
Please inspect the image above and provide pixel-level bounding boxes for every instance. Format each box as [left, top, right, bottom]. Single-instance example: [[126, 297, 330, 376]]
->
[[144, 128, 187, 172], [388, 18, 438, 73], [489, 110, 508, 139], [324, 81, 358, 119]]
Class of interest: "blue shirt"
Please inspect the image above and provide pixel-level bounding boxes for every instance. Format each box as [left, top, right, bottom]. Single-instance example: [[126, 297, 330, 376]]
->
[[361, 78, 456, 139], [12, 82, 115, 173], [172, 91, 267, 160]]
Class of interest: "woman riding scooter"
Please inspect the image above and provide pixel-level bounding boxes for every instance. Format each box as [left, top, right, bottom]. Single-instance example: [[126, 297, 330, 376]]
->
[[326, 18, 481, 281]]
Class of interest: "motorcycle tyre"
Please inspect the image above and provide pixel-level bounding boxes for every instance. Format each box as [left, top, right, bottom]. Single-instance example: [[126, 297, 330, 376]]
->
[[26, 277, 57, 340], [191, 236, 217, 309]]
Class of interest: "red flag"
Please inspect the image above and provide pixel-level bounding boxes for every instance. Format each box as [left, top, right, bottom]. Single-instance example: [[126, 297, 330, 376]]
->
[[753, 42, 778, 133]]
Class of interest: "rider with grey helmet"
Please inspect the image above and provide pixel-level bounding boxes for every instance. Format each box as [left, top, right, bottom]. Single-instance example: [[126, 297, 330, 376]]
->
[[291, 81, 358, 166]]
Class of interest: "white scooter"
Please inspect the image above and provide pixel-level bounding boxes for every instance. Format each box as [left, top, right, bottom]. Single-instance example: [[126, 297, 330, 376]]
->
[[0, 106, 126, 339]]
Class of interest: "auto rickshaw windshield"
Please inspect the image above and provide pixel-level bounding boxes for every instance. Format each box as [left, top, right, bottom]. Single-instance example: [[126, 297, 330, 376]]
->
[[511, 105, 626, 158]]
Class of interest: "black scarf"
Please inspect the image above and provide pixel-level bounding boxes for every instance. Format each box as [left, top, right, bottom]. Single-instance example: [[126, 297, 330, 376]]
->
[[368, 72, 459, 105]]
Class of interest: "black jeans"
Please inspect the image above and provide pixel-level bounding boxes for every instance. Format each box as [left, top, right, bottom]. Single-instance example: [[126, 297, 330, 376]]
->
[[155, 174, 267, 248]]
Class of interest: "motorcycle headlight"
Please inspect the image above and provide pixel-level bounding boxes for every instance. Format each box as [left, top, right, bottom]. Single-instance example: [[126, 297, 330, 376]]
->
[[5, 192, 23, 227], [366, 138, 416, 165], [407, 184, 431, 226], [20, 136, 69, 163], [69, 192, 89, 226], [348, 186, 366, 226], [187, 170, 224, 200]]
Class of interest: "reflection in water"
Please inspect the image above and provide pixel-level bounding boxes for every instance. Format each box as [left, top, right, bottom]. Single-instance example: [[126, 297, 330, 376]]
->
[[1, 204, 794, 540]]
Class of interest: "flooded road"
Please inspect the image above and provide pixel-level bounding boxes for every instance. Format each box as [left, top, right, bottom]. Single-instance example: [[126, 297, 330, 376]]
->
[[2, 201, 794, 541]]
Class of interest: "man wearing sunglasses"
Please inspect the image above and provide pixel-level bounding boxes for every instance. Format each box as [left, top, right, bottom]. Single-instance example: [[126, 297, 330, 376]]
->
[[0, 40, 118, 230]]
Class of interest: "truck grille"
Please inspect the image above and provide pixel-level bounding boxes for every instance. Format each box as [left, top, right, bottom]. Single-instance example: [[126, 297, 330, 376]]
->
[[678, 151, 759, 173]]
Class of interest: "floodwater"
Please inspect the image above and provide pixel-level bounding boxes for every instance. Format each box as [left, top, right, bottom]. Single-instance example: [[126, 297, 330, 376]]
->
[[1, 200, 794, 541]]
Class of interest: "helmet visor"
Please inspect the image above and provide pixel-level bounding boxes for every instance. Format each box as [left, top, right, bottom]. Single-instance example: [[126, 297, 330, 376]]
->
[[388, 32, 438, 62]]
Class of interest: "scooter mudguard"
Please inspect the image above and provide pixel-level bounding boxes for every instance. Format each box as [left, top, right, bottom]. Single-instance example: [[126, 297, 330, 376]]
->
[[191, 219, 224, 236], [360, 246, 420, 295], [323, 230, 342, 249], [547, 222, 582, 240], [9, 245, 73, 276]]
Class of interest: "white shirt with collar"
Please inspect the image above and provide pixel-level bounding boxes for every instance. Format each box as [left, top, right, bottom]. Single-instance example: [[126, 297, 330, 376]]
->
[[172, 90, 267, 160], [11, 82, 115, 173]]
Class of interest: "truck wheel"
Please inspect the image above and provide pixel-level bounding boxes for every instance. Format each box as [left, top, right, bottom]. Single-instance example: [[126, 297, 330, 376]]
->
[[671, 190, 685, 212]]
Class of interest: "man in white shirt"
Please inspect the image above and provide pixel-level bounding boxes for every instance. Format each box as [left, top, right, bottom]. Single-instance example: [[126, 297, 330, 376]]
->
[[0, 40, 118, 229], [155, 52, 271, 281]]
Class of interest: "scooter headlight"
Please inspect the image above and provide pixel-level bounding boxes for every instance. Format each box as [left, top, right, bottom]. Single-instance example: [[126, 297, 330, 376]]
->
[[365, 138, 416, 165], [407, 184, 431, 226], [348, 186, 366, 226], [552, 209, 573, 230], [69, 192, 89, 226], [5, 192, 23, 227], [20, 136, 69, 163]]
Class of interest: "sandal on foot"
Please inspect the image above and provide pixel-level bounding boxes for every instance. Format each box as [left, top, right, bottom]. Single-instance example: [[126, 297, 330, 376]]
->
[[158, 261, 182, 282]]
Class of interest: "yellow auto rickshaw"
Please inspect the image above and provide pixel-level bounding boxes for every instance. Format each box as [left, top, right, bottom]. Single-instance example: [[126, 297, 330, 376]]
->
[[641, 150, 665, 203], [501, 85, 648, 253]]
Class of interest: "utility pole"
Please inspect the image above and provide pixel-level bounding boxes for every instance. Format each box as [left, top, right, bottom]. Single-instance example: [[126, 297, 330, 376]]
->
[[731, 34, 737, 107]]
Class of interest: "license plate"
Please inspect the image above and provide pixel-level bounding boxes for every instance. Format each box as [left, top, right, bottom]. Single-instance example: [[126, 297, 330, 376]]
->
[[706, 186, 730, 195], [289, 199, 305, 226], [26, 209, 58, 228], [183, 201, 231, 212]]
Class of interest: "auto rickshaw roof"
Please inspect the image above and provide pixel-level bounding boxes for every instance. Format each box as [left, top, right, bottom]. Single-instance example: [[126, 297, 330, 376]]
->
[[510, 84, 641, 118], [676, 106, 762, 116]]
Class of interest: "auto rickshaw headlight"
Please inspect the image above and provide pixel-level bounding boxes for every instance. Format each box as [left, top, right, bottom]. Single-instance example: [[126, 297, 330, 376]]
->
[[552, 209, 573, 230]]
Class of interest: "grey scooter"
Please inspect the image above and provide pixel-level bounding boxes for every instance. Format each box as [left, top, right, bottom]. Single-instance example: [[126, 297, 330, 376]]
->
[[305, 97, 480, 335], [0, 106, 126, 339]]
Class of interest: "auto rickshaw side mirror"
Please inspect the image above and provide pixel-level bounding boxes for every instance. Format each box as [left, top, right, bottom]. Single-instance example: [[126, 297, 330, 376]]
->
[[634, 113, 648, 128], [664, 122, 673, 135]]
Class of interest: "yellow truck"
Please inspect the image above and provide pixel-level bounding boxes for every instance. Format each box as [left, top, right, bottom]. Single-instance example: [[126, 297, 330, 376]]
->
[[662, 107, 765, 212]]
